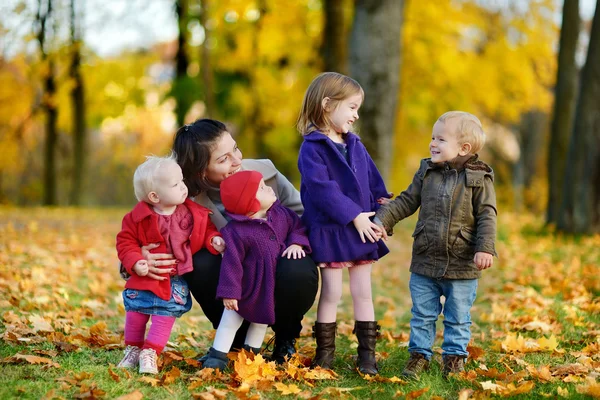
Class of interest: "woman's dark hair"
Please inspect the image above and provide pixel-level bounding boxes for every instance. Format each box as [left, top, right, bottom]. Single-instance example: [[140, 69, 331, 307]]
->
[[173, 118, 228, 197]]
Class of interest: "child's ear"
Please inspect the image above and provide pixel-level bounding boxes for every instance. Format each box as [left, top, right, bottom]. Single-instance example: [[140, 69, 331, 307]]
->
[[459, 142, 472, 156], [147, 191, 160, 204], [321, 97, 330, 111]]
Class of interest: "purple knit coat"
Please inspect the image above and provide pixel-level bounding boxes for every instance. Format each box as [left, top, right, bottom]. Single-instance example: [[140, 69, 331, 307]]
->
[[216, 201, 311, 324], [298, 131, 389, 263]]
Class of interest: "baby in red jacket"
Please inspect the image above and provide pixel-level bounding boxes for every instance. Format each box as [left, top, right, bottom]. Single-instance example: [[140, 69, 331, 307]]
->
[[116, 154, 224, 374]]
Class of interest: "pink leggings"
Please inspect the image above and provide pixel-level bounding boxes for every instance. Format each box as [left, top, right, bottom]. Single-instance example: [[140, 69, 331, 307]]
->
[[316, 263, 374, 323], [124, 311, 176, 354]]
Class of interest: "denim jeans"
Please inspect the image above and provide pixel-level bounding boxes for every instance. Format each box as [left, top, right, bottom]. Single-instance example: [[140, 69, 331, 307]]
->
[[408, 273, 478, 360]]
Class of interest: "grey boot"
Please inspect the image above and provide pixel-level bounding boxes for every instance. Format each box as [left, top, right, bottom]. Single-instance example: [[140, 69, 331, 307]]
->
[[243, 344, 261, 354], [201, 347, 228, 370]]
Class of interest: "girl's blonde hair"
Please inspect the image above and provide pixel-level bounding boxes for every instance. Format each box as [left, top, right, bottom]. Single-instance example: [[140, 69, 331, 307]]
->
[[438, 111, 486, 154], [296, 72, 364, 135], [133, 152, 178, 202]]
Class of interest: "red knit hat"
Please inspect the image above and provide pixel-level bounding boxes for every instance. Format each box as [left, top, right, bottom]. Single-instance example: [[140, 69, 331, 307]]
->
[[221, 170, 262, 215]]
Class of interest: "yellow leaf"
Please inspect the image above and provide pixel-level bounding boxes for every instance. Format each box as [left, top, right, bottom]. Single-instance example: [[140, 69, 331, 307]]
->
[[274, 382, 302, 395], [115, 390, 144, 400]]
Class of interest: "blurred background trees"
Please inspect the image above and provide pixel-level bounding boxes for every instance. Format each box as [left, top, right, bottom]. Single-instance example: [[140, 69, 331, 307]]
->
[[0, 0, 598, 233]]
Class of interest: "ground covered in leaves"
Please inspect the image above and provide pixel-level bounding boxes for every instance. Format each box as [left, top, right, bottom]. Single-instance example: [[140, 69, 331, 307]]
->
[[0, 207, 599, 399]]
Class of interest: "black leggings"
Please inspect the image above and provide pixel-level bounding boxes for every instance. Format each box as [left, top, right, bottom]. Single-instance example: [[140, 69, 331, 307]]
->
[[183, 248, 319, 339]]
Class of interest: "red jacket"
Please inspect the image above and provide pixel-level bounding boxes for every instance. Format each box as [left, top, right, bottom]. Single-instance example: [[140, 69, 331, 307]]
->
[[116, 198, 220, 300]]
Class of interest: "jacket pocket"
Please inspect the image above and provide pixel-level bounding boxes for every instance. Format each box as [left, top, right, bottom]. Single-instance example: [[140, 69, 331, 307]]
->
[[452, 227, 476, 260], [412, 221, 428, 254]]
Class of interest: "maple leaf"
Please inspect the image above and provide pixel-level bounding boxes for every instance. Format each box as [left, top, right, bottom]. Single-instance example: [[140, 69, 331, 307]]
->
[[160, 366, 181, 385], [107, 367, 120, 382], [467, 344, 485, 361], [502, 381, 535, 396], [303, 367, 338, 380], [526, 365, 553, 382], [480, 380, 506, 394], [115, 390, 144, 400], [274, 382, 302, 395], [7, 353, 60, 368], [405, 387, 429, 399], [138, 376, 160, 387], [576, 378, 600, 398]]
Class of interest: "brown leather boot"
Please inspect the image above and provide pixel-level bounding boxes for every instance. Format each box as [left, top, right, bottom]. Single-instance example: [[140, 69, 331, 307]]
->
[[311, 322, 337, 369], [354, 321, 380, 375], [442, 355, 465, 378]]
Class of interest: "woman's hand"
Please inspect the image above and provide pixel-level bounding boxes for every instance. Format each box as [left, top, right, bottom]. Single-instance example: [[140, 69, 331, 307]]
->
[[211, 236, 226, 253], [133, 260, 149, 276], [223, 298, 238, 311], [282, 244, 306, 259], [352, 212, 383, 243], [141, 243, 176, 280]]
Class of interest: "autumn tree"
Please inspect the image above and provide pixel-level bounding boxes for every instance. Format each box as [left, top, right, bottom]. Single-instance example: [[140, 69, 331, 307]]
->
[[36, 0, 58, 206], [321, 0, 348, 73], [199, 0, 216, 117], [547, 0, 580, 225], [349, 0, 404, 179], [171, 0, 195, 126], [558, 0, 600, 233], [69, 0, 87, 205]]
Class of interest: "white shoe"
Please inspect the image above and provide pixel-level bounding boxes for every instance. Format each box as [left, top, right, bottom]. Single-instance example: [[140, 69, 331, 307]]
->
[[117, 345, 141, 369], [139, 348, 158, 374]]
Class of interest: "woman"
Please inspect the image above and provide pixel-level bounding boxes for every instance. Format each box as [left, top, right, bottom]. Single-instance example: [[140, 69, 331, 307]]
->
[[141, 119, 319, 364]]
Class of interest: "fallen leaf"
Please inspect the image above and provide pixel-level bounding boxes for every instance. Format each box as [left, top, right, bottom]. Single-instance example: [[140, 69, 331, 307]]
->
[[115, 390, 144, 400]]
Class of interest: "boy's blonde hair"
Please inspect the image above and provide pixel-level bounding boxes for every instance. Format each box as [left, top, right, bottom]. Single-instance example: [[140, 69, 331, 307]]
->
[[296, 72, 364, 135], [133, 153, 178, 202], [437, 111, 486, 154]]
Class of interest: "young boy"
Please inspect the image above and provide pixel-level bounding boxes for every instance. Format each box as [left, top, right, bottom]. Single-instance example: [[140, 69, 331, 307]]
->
[[375, 111, 497, 378]]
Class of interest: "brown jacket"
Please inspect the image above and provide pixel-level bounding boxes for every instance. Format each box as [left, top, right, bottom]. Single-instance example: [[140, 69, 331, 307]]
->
[[376, 155, 497, 279]]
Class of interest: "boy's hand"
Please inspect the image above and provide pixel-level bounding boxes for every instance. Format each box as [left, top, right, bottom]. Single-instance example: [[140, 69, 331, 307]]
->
[[474, 252, 493, 270], [282, 244, 306, 259], [223, 298, 238, 311], [211, 236, 226, 253], [353, 212, 382, 243], [376, 192, 394, 205], [133, 260, 149, 276]]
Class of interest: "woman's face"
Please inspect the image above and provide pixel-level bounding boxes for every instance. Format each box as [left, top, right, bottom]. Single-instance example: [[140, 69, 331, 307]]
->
[[205, 132, 243, 185]]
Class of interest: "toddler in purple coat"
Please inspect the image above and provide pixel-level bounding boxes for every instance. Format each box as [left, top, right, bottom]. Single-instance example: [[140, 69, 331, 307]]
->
[[202, 170, 311, 370], [297, 72, 391, 375]]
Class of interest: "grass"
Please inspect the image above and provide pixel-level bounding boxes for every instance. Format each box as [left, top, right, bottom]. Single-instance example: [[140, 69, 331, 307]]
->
[[0, 207, 599, 399]]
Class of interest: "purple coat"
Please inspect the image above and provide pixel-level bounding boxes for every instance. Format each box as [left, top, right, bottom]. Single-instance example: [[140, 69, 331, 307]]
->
[[216, 201, 311, 324], [298, 131, 389, 263]]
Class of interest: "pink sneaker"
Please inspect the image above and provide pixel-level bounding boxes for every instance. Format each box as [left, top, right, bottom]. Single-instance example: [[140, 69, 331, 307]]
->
[[117, 345, 141, 369], [139, 348, 158, 374]]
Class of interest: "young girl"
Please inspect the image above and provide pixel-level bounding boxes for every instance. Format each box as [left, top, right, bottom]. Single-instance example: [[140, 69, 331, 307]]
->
[[201, 170, 311, 370], [297, 72, 390, 375], [116, 154, 224, 374]]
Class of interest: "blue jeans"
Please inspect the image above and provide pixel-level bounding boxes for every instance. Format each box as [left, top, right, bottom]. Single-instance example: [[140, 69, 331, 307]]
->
[[408, 273, 478, 360]]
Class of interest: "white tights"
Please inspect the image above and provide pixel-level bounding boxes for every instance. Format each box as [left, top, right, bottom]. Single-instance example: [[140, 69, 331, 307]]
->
[[316, 263, 375, 323], [212, 309, 268, 353]]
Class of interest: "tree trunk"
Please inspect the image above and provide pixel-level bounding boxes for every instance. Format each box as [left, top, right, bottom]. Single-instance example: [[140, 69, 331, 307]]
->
[[513, 110, 547, 211], [322, 0, 347, 73], [558, 0, 600, 233], [248, 0, 270, 159], [547, 0, 580, 225], [199, 0, 215, 117], [174, 0, 190, 126], [69, 0, 87, 206], [348, 0, 404, 180], [37, 0, 58, 206]]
